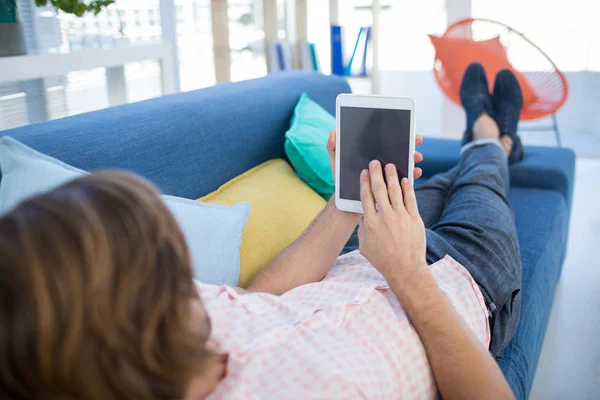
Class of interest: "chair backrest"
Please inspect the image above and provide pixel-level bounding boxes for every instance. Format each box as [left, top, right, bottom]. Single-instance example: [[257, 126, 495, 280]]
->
[[434, 18, 568, 120], [0, 71, 351, 199]]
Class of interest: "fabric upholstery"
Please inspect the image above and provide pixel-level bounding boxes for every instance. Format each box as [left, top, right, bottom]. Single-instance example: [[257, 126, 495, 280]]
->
[[199, 159, 326, 288], [499, 187, 568, 399], [417, 138, 576, 218]]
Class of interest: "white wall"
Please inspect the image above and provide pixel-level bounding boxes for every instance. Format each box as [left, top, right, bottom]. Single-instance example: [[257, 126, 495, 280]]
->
[[379, 70, 600, 153]]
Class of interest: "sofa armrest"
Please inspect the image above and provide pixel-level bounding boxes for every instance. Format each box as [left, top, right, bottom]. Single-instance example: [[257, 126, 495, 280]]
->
[[418, 138, 576, 212]]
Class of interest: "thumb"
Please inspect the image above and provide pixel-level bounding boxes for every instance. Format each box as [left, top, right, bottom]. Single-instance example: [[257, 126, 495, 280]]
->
[[327, 130, 336, 156]]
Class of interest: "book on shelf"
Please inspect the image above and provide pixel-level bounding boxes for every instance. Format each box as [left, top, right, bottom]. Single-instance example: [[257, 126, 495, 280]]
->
[[268, 40, 293, 72], [331, 25, 344, 75], [359, 27, 370, 76], [309, 43, 320, 72], [331, 25, 371, 77], [300, 42, 321, 72]]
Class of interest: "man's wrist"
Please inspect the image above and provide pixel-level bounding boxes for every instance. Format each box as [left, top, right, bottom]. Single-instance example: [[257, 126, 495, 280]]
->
[[386, 262, 434, 307], [326, 197, 362, 224]]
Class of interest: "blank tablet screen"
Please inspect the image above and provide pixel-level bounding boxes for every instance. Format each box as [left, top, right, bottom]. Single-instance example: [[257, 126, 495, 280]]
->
[[339, 106, 411, 201]]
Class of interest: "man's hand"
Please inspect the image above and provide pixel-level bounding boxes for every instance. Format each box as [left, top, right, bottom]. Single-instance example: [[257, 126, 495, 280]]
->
[[357, 160, 515, 400], [357, 160, 427, 287], [326, 130, 425, 182]]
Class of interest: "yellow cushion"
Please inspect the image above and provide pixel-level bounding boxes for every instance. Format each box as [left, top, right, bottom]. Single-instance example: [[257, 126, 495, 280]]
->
[[198, 159, 327, 288]]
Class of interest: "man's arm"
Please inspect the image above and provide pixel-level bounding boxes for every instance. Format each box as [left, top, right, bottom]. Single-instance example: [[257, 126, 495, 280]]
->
[[248, 130, 424, 296], [247, 198, 359, 295], [390, 266, 514, 399], [358, 161, 514, 400]]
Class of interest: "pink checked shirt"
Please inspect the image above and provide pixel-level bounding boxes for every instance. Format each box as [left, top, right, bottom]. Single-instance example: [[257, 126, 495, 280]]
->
[[198, 251, 490, 399]]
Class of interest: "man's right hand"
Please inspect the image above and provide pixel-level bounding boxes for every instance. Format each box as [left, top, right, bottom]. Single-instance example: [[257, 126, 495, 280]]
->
[[357, 161, 427, 288]]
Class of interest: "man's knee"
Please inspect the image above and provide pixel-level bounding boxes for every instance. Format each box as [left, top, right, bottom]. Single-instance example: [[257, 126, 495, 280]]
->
[[454, 162, 509, 195]]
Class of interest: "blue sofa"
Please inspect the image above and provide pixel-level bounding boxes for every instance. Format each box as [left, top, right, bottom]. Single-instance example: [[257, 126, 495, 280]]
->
[[0, 71, 575, 399]]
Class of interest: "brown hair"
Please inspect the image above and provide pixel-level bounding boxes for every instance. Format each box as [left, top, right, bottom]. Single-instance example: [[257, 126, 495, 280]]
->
[[0, 171, 210, 399]]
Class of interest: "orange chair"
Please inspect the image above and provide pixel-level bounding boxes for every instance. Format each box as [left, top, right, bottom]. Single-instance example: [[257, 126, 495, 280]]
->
[[432, 18, 568, 146]]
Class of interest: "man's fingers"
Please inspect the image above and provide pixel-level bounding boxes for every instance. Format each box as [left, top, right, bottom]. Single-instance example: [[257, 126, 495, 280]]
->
[[413, 167, 423, 180], [384, 164, 404, 210], [414, 151, 423, 164], [401, 178, 420, 216], [369, 160, 392, 212], [415, 134, 423, 147], [360, 169, 376, 217]]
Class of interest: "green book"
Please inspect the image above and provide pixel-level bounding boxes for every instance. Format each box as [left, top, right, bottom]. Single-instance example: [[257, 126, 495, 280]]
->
[[309, 43, 319, 72]]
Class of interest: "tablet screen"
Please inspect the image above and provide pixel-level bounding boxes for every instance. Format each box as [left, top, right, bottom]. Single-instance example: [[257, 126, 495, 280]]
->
[[339, 106, 411, 201]]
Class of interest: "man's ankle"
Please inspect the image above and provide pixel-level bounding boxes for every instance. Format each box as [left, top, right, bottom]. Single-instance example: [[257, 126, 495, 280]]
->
[[472, 113, 500, 141]]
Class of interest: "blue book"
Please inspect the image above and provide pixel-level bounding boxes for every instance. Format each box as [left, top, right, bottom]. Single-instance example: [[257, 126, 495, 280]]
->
[[331, 25, 344, 75], [276, 42, 285, 70], [344, 27, 364, 76], [360, 27, 371, 76]]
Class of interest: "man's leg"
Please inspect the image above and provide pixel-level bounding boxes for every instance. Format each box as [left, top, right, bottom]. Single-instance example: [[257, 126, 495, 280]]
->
[[415, 167, 459, 229], [425, 138, 522, 356]]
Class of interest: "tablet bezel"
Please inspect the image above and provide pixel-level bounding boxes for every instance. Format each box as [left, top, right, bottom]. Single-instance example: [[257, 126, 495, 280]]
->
[[335, 94, 416, 214]]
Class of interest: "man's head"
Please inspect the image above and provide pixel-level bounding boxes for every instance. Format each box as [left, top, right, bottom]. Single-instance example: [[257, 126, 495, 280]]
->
[[0, 171, 224, 399]]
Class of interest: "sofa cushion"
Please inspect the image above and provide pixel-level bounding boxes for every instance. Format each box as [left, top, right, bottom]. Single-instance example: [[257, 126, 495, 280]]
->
[[199, 159, 327, 288], [0, 72, 351, 200], [285, 93, 336, 198], [0, 137, 250, 286], [500, 187, 568, 399]]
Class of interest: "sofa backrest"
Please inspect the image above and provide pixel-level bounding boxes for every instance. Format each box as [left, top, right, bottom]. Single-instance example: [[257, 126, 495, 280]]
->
[[0, 71, 350, 199]]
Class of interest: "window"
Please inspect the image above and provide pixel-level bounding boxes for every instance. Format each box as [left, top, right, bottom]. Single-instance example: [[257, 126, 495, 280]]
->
[[380, 1, 446, 70], [175, 0, 215, 91], [228, 0, 267, 82], [307, 0, 332, 74], [473, 0, 600, 71], [0, 0, 165, 130]]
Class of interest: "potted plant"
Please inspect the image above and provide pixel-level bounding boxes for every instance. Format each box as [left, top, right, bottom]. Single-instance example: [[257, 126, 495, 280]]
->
[[35, 0, 114, 17], [0, 0, 114, 57], [0, 0, 26, 57]]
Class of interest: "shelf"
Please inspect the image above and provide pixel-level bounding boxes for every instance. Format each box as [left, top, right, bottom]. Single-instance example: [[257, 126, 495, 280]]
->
[[0, 42, 177, 94]]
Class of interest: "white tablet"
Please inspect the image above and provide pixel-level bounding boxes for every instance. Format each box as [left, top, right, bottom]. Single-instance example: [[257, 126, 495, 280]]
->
[[335, 94, 416, 214]]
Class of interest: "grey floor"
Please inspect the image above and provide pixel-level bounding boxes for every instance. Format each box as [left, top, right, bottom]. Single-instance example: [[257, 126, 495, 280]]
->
[[529, 158, 600, 400]]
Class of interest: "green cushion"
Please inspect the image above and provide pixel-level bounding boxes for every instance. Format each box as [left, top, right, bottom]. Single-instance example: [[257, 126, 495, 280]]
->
[[284, 93, 335, 198]]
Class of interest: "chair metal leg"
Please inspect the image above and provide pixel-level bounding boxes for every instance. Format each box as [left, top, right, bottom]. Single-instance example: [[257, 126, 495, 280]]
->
[[552, 113, 562, 147]]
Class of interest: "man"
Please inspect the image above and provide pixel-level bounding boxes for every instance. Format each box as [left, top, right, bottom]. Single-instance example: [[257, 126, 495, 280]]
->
[[190, 63, 522, 399], [0, 64, 521, 400]]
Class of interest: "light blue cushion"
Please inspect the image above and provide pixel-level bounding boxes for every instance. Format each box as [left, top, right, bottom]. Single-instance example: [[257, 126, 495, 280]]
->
[[285, 92, 336, 198], [0, 136, 249, 286]]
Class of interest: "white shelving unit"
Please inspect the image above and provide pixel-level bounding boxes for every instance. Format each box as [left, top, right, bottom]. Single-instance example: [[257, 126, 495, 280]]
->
[[0, 42, 178, 105], [329, 0, 381, 95]]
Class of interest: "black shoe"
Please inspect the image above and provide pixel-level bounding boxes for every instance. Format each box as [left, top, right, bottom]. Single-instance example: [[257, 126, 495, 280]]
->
[[492, 69, 524, 163], [460, 62, 495, 146]]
